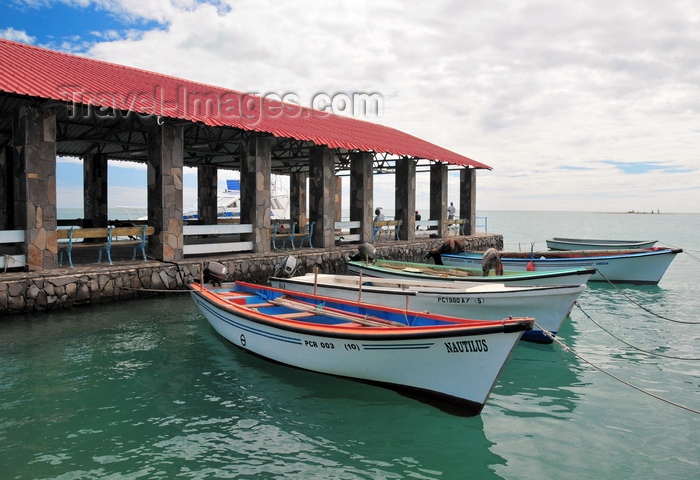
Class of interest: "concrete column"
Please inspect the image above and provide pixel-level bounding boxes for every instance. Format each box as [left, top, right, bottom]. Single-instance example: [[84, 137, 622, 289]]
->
[[395, 157, 417, 240], [349, 151, 374, 242], [197, 164, 218, 224], [309, 146, 336, 248], [460, 168, 477, 235], [147, 123, 184, 261], [290, 172, 307, 231], [12, 105, 58, 271], [430, 162, 448, 236], [240, 135, 272, 252], [83, 152, 108, 228]]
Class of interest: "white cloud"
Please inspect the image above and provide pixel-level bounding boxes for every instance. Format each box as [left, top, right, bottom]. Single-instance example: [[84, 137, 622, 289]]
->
[[43, 0, 700, 212], [0, 27, 36, 43]]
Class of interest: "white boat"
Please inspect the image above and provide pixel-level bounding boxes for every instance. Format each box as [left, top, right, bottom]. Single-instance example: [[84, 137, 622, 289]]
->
[[189, 279, 533, 416], [269, 272, 586, 344], [546, 237, 658, 251], [182, 179, 290, 221], [442, 248, 683, 285], [346, 258, 595, 287]]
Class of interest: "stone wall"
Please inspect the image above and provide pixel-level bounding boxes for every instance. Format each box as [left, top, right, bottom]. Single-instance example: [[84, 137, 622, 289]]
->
[[0, 235, 501, 316]]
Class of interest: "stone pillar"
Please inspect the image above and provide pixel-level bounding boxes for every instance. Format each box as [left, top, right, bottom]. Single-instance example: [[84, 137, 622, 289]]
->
[[240, 135, 272, 252], [349, 151, 373, 242], [460, 168, 477, 235], [430, 162, 448, 236], [334, 176, 343, 222], [395, 157, 416, 240], [309, 146, 336, 248], [290, 172, 307, 231], [147, 123, 184, 262], [197, 164, 218, 224], [0, 147, 12, 230], [83, 152, 108, 228], [12, 105, 58, 271]]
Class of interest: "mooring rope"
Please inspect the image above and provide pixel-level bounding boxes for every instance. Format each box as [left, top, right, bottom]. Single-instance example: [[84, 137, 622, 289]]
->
[[535, 322, 700, 415], [595, 268, 700, 325], [574, 302, 700, 361]]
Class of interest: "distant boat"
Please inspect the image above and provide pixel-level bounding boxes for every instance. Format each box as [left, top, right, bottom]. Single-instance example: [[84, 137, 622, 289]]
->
[[182, 179, 290, 221], [269, 272, 585, 344], [442, 248, 683, 285], [346, 258, 595, 287], [546, 237, 658, 251], [189, 279, 533, 416]]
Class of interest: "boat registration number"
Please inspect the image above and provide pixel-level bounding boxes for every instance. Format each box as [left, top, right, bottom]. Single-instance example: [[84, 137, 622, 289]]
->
[[437, 296, 486, 304]]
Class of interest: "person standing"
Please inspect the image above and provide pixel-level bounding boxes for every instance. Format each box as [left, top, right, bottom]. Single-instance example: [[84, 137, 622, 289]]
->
[[447, 202, 456, 220]]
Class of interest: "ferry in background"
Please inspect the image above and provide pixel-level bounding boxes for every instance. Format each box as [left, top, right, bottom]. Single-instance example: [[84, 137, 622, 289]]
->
[[182, 179, 290, 221]]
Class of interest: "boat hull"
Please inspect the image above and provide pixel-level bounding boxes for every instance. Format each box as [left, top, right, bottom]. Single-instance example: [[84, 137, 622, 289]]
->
[[270, 274, 585, 344], [442, 248, 682, 285], [346, 259, 594, 287], [546, 237, 658, 251], [190, 282, 531, 415]]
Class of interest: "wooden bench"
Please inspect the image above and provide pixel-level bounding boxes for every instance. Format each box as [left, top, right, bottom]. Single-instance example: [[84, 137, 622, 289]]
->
[[373, 219, 402, 242], [57, 225, 154, 267], [447, 218, 467, 235], [272, 221, 315, 250]]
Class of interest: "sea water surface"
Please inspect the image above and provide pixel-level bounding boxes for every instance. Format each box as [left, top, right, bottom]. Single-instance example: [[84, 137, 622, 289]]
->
[[1, 211, 699, 479]]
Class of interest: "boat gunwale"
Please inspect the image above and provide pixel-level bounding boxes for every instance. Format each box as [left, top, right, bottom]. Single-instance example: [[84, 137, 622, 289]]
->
[[270, 274, 587, 297], [347, 260, 596, 281], [189, 283, 534, 341]]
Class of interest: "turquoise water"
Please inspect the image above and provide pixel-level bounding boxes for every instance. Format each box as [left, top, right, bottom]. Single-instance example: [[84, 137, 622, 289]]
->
[[2, 211, 699, 479]]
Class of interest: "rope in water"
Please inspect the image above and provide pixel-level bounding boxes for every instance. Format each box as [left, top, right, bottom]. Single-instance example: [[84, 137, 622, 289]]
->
[[594, 268, 700, 325], [535, 322, 700, 415], [575, 302, 700, 361]]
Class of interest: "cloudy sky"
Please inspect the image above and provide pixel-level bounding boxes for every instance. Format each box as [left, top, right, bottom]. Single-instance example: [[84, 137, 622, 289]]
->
[[2, 0, 699, 213]]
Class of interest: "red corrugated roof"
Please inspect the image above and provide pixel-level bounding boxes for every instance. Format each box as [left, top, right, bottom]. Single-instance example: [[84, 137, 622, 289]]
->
[[0, 38, 491, 169]]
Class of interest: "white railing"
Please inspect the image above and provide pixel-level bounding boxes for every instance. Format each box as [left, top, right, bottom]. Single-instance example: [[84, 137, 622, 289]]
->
[[335, 220, 361, 243], [0, 229, 26, 270], [183, 224, 253, 256]]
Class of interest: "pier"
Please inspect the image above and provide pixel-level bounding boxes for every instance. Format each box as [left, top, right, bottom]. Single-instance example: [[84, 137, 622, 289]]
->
[[0, 234, 501, 315]]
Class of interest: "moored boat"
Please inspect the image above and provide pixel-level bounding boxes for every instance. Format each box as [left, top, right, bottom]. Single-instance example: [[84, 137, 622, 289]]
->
[[546, 237, 658, 251], [346, 258, 595, 287], [441, 248, 683, 285], [189, 280, 533, 416], [269, 272, 586, 344], [182, 179, 290, 221]]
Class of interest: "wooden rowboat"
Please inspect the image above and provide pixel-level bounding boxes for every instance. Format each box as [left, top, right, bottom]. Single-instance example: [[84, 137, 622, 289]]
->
[[189, 280, 533, 416], [442, 248, 683, 285], [270, 272, 585, 344], [346, 258, 595, 287], [546, 237, 658, 251]]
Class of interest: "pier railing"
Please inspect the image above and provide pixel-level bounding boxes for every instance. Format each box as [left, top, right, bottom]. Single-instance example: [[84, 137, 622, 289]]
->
[[0, 229, 26, 271], [183, 224, 253, 256]]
